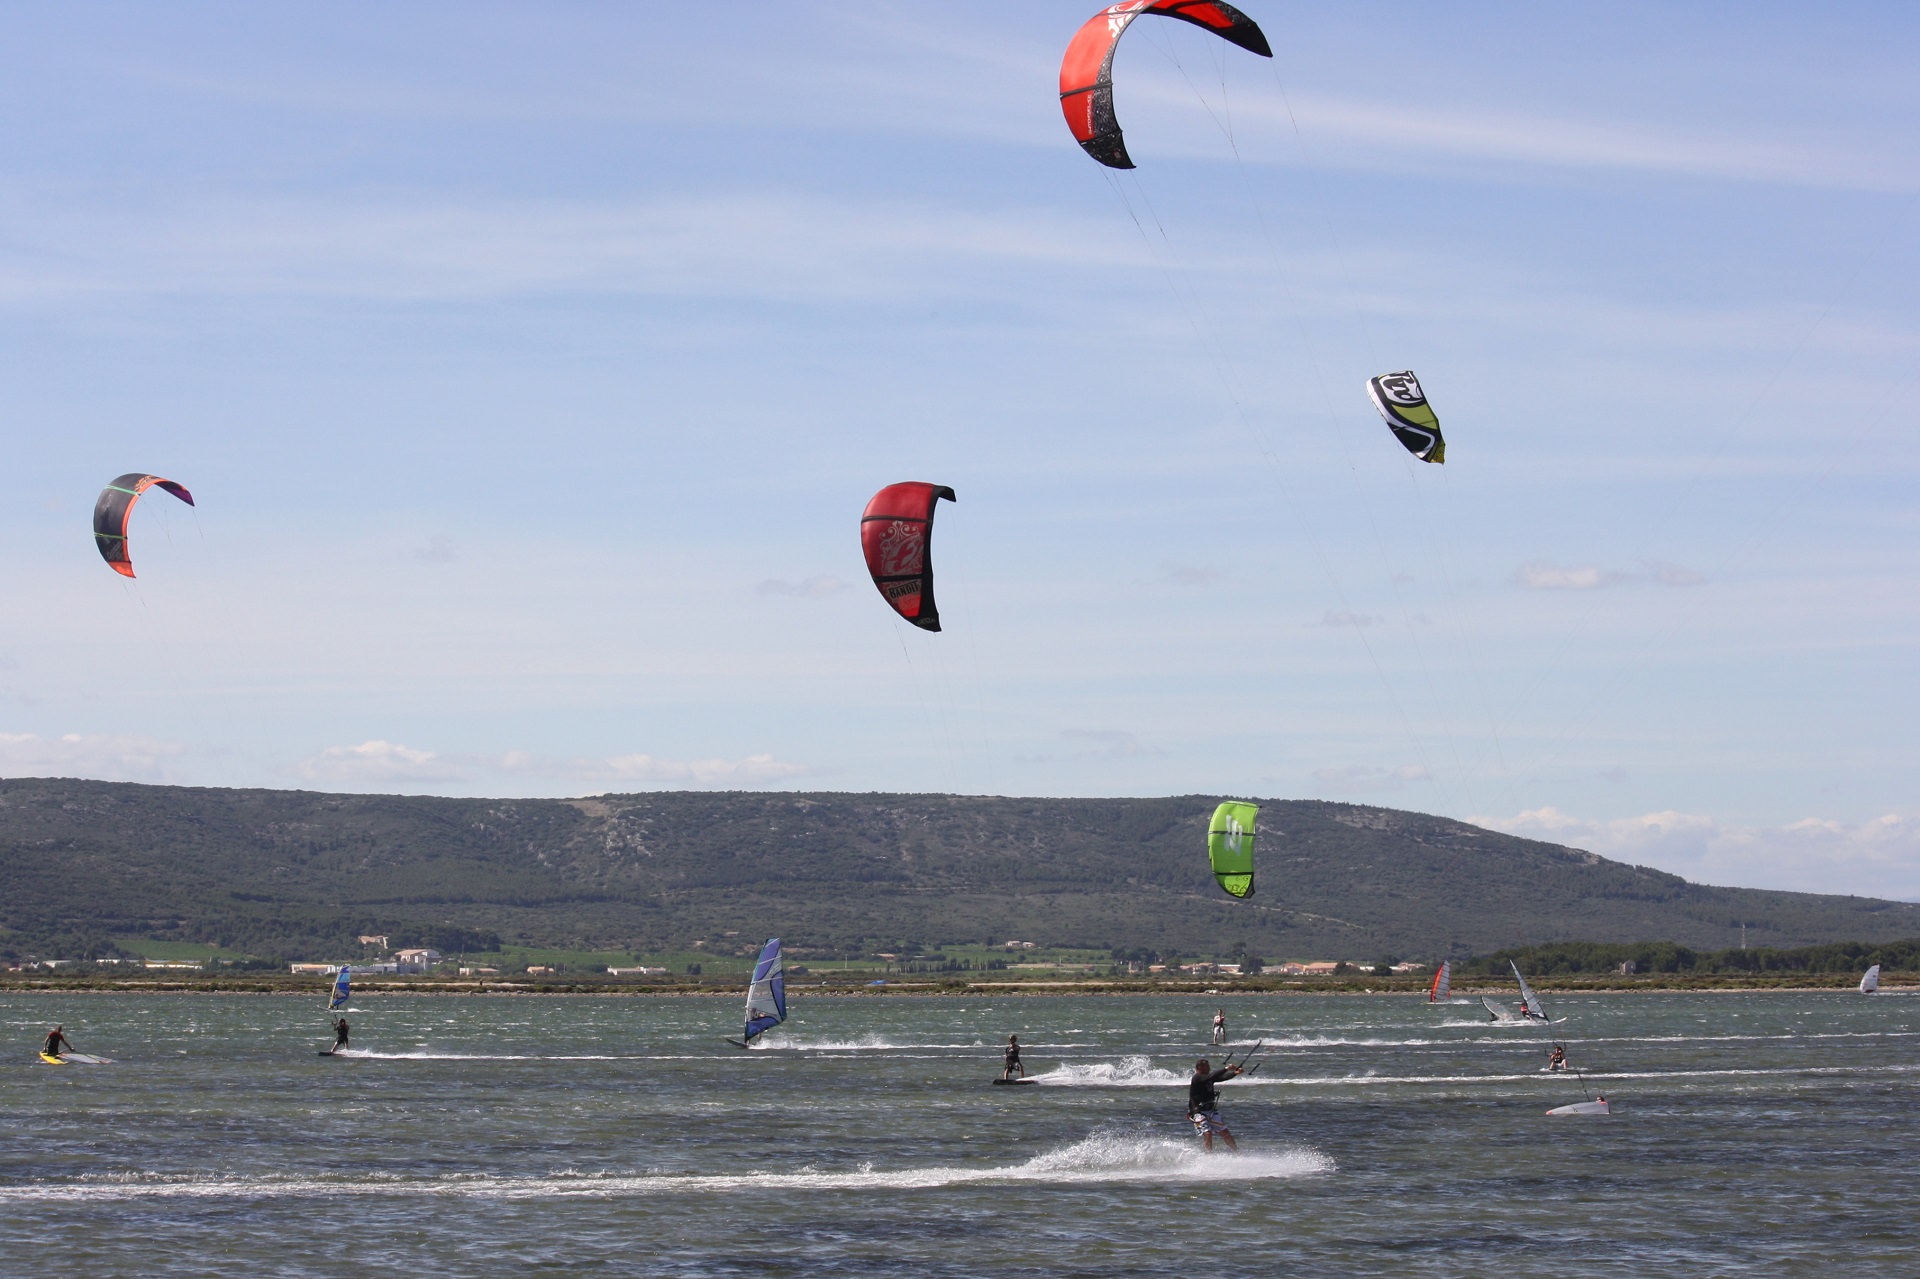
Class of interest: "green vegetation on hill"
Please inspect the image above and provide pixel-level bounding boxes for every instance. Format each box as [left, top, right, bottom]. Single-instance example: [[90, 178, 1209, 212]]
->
[[1469, 937, 1920, 976], [2, 778, 1916, 964]]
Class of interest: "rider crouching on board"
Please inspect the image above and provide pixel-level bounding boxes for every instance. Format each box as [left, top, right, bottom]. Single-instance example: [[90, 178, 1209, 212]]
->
[[1187, 1058, 1242, 1152], [42, 1026, 73, 1059]]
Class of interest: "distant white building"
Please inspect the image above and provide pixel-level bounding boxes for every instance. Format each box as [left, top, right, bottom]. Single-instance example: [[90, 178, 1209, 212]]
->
[[393, 948, 442, 973], [357, 934, 390, 947], [289, 963, 341, 975], [608, 966, 668, 976]]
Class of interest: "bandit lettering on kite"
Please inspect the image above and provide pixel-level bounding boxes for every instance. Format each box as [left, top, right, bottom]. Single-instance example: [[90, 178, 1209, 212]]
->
[[860, 482, 956, 631]]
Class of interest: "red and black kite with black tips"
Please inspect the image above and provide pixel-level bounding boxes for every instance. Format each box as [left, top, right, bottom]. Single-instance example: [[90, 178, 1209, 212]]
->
[[860, 482, 955, 632], [94, 473, 194, 578], [1059, 1, 1272, 170]]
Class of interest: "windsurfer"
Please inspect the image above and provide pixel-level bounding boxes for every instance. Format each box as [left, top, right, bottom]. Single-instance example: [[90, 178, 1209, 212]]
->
[[1187, 1058, 1243, 1152], [1211, 1009, 1227, 1046], [41, 1026, 72, 1059], [1002, 1034, 1024, 1080], [331, 1017, 350, 1051]]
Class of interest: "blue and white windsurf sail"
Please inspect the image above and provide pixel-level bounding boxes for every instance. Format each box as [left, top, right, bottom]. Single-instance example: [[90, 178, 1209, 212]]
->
[[1511, 962, 1549, 1021], [742, 939, 786, 1043], [328, 966, 352, 1011]]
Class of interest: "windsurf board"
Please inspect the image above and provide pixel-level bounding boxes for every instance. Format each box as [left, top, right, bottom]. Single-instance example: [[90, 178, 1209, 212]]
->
[[1546, 1099, 1610, 1116]]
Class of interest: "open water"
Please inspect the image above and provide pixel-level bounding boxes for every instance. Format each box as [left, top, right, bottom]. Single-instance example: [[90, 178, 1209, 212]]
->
[[1, 989, 1914, 1277]]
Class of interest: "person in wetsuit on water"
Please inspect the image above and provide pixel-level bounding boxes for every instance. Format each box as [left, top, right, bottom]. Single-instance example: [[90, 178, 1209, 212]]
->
[[42, 1026, 72, 1059], [1211, 1009, 1227, 1046], [1187, 1058, 1243, 1152], [331, 1018, 349, 1051], [1002, 1034, 1024, 1080]]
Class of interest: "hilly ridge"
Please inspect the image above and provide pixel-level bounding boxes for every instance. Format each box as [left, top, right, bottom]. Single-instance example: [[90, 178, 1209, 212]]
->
[[1, 778, 1914, 962]]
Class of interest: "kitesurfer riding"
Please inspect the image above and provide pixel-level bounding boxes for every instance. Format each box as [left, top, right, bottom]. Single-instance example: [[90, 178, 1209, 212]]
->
[[1187, 1058, 1242, 1152], [1546, 1045, 1567, 1072], [1002, 1034, 1024, 1080], [1211, 1009, 1227, 1046], [41, 1026, 73, 1059], [331, 1017, 350, 1052]]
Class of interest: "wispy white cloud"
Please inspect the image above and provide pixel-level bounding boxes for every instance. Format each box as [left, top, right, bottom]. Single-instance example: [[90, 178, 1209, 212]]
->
[[0, 731, 188, 782], [0, 191, 1138, 307], [291, 741, 807, 792], [755, 575, 846, 599], [1513, 561, 1707, 590], [295, 740, 467, 785], [1312, 763, 1432, 793], [1061, 729, 1163, 759], [1472, 806, 1920, 899]]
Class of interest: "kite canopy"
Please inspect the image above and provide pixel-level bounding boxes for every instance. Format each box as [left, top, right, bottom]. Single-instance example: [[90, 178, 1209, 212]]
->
[[93, 472, 195, 578], [1058, 1, 1272, 169], [1366, 371, 1446, 463], [1207, 800, 1258, 899], [860, 482, 955, 632]]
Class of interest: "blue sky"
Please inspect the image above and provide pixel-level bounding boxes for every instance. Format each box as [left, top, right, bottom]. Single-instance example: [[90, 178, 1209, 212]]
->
[[2, 3, 1915, 897]]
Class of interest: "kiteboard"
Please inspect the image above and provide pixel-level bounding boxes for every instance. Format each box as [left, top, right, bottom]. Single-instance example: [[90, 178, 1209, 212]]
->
[[991, 1078, 1036, 1086], [1546, 1099, 1610, 1116]]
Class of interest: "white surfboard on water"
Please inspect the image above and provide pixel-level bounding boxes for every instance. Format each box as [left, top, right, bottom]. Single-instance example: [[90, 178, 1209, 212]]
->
[[1860, 964, 1880, 995], [1547, 1098, 1609, 1116]]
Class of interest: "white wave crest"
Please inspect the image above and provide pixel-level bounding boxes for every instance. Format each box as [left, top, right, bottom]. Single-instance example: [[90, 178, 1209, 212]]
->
[[0, 1130, 1332, 1203], [1030, 1055, 1185, 1087]]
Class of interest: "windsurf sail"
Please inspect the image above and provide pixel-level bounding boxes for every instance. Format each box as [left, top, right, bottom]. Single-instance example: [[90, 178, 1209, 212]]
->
[[1481, 995, 1522, 1022], [328, 966, 351, 1011], [1428, 960, 1451, 1003], [1206, 801, 1257, 899], [1861, 964, 1881, 995], [1511, 961, 1547, 1021], [743, 938, 787, 1043]]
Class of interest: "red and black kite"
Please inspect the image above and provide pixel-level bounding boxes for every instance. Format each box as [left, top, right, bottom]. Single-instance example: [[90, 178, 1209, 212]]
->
[[860, 482, 955, 632], [94, 473, 194, 578], [1059, 1, 1272, 170]]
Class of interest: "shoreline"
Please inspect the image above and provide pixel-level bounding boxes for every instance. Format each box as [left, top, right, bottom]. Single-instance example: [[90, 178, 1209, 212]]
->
[[0, 974, 1896, 996]]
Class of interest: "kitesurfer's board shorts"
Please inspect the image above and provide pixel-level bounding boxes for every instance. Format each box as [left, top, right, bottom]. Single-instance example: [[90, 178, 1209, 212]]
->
[[1189, 1108, 1229, 1135]]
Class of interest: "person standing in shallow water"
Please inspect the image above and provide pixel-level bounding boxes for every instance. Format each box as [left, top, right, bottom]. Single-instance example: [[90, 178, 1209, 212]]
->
[[1002, 1034, 1024, 1080], [1187, 1057, 1242, 1152]]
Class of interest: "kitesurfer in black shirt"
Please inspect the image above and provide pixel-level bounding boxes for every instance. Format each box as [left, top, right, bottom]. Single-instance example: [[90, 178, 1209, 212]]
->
[[1187, 1058, 1242, 1151], [1002, 1034, 1024, 1080], [331, 1018, 350, 1051]]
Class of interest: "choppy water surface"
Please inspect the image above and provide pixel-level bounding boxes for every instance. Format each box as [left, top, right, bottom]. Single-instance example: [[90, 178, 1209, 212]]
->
[[3, 990, 1914, 1276]]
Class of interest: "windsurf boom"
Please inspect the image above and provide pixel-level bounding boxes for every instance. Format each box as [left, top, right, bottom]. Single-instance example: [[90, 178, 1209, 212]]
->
[[739, 938, 787, 1046]]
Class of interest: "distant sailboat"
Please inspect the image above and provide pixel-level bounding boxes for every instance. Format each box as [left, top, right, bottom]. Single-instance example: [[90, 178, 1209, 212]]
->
[[1860, 964, 1880, 995], [1428, 961, 1451, 1003], [729, 938, 787, 1048]]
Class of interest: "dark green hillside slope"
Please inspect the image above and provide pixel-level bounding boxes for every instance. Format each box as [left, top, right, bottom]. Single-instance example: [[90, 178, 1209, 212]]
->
[[1, 779, 1913, 962]]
